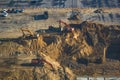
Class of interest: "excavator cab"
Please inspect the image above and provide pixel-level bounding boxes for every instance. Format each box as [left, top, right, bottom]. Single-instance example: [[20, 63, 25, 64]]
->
[[43, 11, 48, 19], [67, 11, 80, 20]]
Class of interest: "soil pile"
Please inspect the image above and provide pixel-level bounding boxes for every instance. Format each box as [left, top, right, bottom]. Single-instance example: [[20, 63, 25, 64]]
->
[[0, 21, 120, 79]]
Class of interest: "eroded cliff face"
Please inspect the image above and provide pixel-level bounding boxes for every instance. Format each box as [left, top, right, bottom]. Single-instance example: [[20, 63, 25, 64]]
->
[[0, 21, 120, 79]]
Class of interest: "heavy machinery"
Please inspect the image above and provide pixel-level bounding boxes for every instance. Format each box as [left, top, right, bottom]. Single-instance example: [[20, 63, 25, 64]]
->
[[0, 9, 8, 17], [20, 28, 37, 39], [30, 0, 43, 5], [34, 11, 48, 20], [31, 58, 54, 70], [67, 11, 80, 20], [47, 20, 74, 33], [48, 25, 61, 32], [43, 11, 48, 19], [58, 20, 74, 32], [94, 9, 104, 13], [8, 8, 24, 13], [20, 28, 47, 49]]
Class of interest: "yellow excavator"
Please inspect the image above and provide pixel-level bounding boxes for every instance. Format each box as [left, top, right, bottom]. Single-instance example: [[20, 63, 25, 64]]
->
[[20, 28, 54, 71], [20, 27, 46, 48], [20, 28, 39, 39]]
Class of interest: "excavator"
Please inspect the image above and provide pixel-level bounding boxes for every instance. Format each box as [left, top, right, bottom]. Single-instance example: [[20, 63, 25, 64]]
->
[[48, 20, 74, 33], [67, 11, 80, 20], [58, 20, 74, 32], [20, 28, 54, 70], [20, 27, 47, 48], [58, 20, 80, 40], [31, 58, 54, 71], [20, 28, 38, 39]]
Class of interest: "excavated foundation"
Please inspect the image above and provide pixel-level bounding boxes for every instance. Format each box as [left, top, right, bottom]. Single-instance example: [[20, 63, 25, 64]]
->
[[0, 21, 120, 79]]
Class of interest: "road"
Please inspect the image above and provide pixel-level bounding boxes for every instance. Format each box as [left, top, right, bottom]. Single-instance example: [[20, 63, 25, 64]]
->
[[0, 0, 119, 8]]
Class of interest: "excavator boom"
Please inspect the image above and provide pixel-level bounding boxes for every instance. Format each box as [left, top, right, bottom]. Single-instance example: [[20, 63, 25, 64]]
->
[[59, 20, 71, 28], [31, 58, 54, 70], [58, 20, 74, 32], [20, 28, 34, 37]]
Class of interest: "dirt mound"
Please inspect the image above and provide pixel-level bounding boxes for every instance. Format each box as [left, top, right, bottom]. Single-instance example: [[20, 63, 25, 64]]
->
[[0, 21, 120, 79]]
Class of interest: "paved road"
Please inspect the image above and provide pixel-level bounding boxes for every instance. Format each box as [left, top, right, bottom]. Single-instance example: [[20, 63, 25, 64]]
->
[[0, 0, 120, 8]]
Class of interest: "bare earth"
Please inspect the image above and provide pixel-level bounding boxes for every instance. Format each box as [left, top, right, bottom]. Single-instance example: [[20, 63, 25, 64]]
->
[[0, 8, 120, 38], [0, 8, 120, 80]]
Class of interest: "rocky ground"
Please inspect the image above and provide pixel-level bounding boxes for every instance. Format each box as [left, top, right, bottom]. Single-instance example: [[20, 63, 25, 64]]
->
[[0, 8, 120, 80]]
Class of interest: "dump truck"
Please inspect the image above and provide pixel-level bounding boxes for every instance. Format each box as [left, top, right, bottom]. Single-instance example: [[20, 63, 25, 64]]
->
[[7, 8, 24, 13], [34, 11, 48, 20]]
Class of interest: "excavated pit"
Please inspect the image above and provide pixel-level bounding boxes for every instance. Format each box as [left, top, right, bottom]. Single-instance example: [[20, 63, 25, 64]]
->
[[106, 38, 120, 61], [0, 21, 120, 79], [43, 36, 56, 45]]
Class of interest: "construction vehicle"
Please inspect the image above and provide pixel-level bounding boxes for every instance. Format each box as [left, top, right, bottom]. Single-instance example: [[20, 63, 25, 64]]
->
[[58, 20, 74, 32], [31, 58, 54, 71], [46, 20, 74, 33], [43, 11, 49, 19], [48, 25, 61, 33], [7, 8, 24, 13], [34, 11, 48, 20], [30, 0, 43, 5], [67, 11, 80, 20], [94, 9, 104, 13], [20, 28, 47, 48], [0, 9, 8, 17], [20, 28, 38, 39], [0, 12, 8, 17]]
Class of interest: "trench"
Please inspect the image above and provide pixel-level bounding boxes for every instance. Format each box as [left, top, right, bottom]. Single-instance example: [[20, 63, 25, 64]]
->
[[106, 39, 120, 61], [43, 36, 56, 45]]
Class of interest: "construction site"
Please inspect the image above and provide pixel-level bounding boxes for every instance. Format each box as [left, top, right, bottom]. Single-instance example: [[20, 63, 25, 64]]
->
[[0, 0, 120, 80]]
